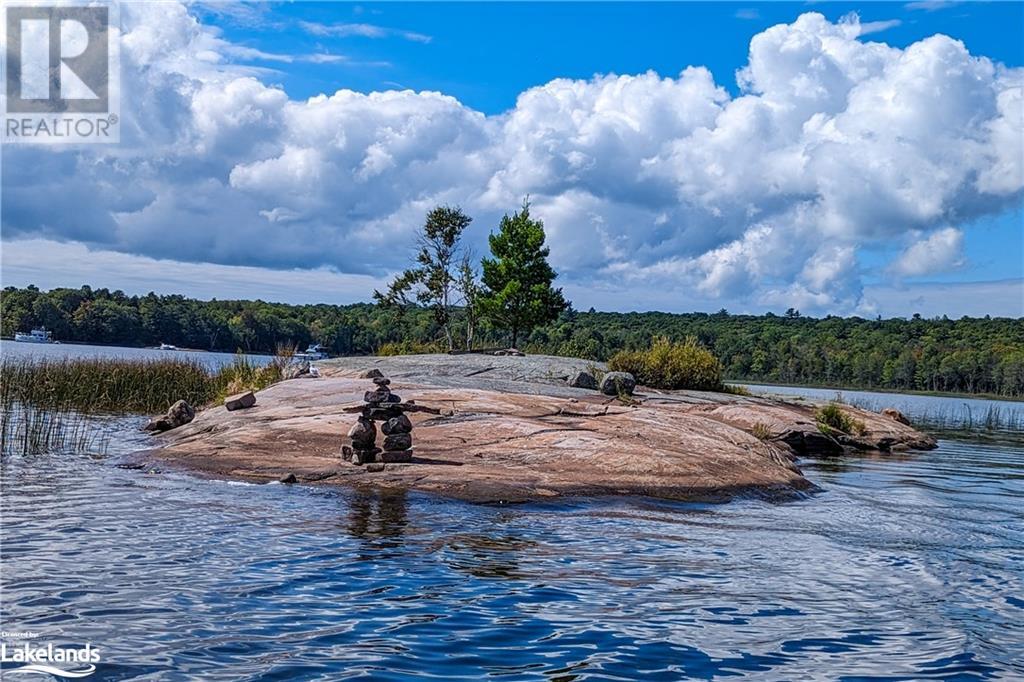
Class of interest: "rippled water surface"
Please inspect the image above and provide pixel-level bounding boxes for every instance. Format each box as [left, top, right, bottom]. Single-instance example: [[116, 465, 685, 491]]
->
[[2, 404, 1024, 679]]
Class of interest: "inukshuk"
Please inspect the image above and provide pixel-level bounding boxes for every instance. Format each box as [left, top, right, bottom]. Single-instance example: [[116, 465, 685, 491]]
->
[[342, 372, 415, 464]]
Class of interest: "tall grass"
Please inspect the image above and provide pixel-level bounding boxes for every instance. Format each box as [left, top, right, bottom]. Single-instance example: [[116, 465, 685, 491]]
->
[[0, 353, 290, 455], [608, 336, 724, 391]]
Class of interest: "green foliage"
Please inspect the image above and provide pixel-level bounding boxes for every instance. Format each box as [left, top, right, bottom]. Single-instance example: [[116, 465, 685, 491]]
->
[[212, 354, 284, 403], [376, 340, 444, 356], [1, 356, 217, 414], [478, 201, 568, 348], [608, 336, 723, 391], [374, 205, 473, 351], [3, 284, 1023, 397], [815, 402, 867, 437]]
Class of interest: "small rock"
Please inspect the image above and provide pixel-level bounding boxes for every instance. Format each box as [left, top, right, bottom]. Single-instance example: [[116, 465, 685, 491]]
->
[[352, 447, 381, 465], [348, 416, 377, 446], [379, 449, 413, 463], [383, 433, 413, 451], [279, 473, 297, 484], [381, 414, 413, 435], [224, 391, 256, 411], [365, 463, 386, 473], [600, 371, 636, 396], [143, 399, 195, 433], [372, 376, 391, 387], [882, 408, 911, 426], [360, 368, 385, 379], [567, 370, 599, 390], [364, 387, 392, 404], [341, 445, 353, 462]]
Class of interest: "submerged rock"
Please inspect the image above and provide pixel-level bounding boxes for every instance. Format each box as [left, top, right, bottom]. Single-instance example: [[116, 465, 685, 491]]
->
[[143, 399, 195, 433]]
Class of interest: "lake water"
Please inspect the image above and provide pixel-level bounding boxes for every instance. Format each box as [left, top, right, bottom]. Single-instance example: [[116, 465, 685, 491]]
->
[[1, 350, 1023, 679], [0, 340, 271, 369]]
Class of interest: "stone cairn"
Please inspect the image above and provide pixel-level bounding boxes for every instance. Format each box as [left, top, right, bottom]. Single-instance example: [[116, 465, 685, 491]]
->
[[342, 370, 415, 464]]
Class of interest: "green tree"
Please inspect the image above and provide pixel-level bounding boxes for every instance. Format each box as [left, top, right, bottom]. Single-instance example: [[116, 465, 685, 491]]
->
[[374, 205, 472, 351], [478, 201, 568, 348]]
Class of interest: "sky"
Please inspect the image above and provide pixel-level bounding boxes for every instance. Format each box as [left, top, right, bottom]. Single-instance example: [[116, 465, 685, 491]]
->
[[2, 1, 1022, 318]]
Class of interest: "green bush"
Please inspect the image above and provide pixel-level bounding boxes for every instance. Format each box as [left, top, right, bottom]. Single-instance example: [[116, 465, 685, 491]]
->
[[376, 340, 444, 356], [607, 336, 723, 391], [815, 402, 867, 436]]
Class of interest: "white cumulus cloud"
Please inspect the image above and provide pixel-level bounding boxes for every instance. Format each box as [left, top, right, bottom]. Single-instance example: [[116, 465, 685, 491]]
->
[[2, 7, 1021, 314]]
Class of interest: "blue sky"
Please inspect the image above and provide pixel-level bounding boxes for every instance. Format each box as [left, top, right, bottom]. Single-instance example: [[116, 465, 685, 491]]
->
[[203, 2, 1024, 115], [2, 1, 1022, 317]]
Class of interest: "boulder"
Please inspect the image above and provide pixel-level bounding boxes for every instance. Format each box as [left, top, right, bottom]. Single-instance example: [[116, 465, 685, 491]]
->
[[382, 433, 413, 451], [360, 368, 385, 379], [352, 447, 380, 465], [381, 414, 413, 435], [279, 473, 297, 484], [567, 371, 599, 390], [882, 408, 911, 426], [347, 417, 377, 447], [600, 371, 636, 396], [224, 391, 256, 411], [143, 399, 195, 433], [281, 359, 310, 380]]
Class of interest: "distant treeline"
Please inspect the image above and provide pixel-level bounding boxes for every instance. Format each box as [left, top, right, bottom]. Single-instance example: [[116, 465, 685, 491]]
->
[[3, 285, 1023, 397]]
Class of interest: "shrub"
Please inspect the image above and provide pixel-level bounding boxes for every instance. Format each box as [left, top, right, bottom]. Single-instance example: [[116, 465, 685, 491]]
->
[[607, 336, 723, 391], [376, 340, 444, 356], [751, 422, 772, 441], [815, 402, 867, 436]]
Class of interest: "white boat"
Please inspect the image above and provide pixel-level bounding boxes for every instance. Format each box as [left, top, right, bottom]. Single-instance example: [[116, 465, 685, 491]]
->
[[295, 343, 329, 361], [159, 343, 180, 350], [14, 328, 54, 343]]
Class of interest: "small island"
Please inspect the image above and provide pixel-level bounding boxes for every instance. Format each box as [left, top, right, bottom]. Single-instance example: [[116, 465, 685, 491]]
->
[[138, 353, 936, 504]]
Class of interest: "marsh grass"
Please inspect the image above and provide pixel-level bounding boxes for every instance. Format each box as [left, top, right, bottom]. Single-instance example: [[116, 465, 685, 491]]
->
[[1, 352, 290, 455]]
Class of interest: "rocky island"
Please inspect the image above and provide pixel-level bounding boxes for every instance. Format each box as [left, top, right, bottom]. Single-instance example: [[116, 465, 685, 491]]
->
[[139, 354, 937, 504]]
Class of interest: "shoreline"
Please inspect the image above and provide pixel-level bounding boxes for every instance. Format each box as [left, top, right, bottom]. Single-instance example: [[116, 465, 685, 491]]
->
[[730, 379, 1024, 404], [138, 354, 937, 504]]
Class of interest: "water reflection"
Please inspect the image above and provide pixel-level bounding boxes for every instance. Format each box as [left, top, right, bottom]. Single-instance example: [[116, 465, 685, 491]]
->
[[346, 489, 409, 545]]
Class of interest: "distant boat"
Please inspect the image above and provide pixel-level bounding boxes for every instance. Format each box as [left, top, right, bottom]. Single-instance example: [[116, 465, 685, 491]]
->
[[295, 343, 329, 361], [14, 328, 54, 344], [159, 343, 180, 351]]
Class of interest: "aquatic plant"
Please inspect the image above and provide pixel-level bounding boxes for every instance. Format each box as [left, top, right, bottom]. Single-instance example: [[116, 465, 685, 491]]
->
[[608, 336, 723, 391], [0, 353, 293, 455]]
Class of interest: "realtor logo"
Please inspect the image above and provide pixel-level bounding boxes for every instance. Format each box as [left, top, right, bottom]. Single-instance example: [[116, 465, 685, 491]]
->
[[2, 1, 120, 143]]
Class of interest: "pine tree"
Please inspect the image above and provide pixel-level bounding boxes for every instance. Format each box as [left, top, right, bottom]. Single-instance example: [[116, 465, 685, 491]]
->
[[478, 200, 568, 348]]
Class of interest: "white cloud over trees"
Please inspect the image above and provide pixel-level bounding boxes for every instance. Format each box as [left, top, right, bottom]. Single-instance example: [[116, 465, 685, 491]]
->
[[2, 6, 1021, 313]]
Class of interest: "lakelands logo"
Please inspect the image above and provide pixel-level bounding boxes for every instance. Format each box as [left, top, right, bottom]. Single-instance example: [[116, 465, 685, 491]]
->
[[1, 642, 100, 678], [2, 1, 120, 143]]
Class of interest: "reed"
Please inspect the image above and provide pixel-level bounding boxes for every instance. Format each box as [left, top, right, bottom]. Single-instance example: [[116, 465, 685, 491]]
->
[[0, 352, 291, 455]]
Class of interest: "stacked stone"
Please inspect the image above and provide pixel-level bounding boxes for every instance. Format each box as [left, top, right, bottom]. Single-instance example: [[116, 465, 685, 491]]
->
[[343, 371, 415, 465]]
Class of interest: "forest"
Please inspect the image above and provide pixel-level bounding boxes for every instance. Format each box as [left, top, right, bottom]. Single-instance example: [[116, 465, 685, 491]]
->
[[3, 284, 1023, 397]]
